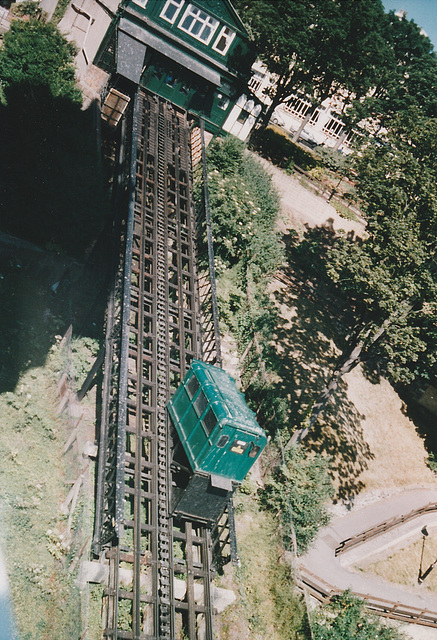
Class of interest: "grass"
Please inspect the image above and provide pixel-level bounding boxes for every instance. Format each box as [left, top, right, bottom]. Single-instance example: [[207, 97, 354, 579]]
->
[[330, 198, 359, 221], [216, 485, 309, 640], [357, 534, 437, 593], [0, 255, 101, 640], [0, 343, 86, 640]]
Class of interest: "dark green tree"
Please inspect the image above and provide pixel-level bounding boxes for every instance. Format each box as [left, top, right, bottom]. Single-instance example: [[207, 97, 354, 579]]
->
[[259, 444, 333, 554], [312, 591, 405, 639], [295, 114, 437, 441], [348, 11, 437, 137], [0, 20, 105, 258], [233, 0, 389, 138], [0, 19, 81, 104]]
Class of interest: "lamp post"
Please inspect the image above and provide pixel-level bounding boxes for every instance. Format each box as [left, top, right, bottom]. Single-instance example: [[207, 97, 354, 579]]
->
[[417, 526, 437, 584]]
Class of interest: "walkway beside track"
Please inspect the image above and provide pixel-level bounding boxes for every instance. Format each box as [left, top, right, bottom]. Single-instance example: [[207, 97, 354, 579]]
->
[[299, 488, 437, 627]]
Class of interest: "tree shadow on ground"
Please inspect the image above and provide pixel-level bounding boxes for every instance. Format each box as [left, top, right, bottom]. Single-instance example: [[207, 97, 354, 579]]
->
[[246, 225, 374, 501], [0, 83, 115, 393], [0, 83, 106, 258]]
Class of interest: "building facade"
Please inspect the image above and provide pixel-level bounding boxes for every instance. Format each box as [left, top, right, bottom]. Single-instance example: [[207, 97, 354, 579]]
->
[[94, 0, 258, 136], [248, 60, 359, 153]]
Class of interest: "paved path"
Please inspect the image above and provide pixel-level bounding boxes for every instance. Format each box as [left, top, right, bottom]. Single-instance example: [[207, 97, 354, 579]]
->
[[300, 489, 437, 626]]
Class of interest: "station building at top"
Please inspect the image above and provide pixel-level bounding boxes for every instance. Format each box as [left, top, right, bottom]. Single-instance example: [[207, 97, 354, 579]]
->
[[58, 0, 261, 139]]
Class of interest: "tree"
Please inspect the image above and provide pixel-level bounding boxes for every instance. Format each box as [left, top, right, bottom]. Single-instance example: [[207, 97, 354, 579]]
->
[[259, 445, 333, 554], [312, 591, 405, 639], [233, 0, 389, 138], [347, 11, 437, 137], [0, 19, 81, 105], [0, 20, 105, 258], [295, 113, 437, 441]]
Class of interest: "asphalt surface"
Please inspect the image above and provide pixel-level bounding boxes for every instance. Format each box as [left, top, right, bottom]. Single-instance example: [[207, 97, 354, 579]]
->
[[300, 489, 437, 621]]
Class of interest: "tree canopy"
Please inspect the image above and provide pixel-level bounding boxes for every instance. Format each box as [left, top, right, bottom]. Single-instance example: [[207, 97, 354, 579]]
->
[[0, 19, 105, 258], [0, 19, 81, 105], [234, 0, 437, 144], [347, 11, 437, 135], [297, 113, 437, 438], [233, 0, 389, 130], [259, 445, 333, 554]]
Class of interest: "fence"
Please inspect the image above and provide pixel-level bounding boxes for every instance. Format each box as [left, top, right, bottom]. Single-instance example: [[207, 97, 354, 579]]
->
[[297, 501, 437, 628]]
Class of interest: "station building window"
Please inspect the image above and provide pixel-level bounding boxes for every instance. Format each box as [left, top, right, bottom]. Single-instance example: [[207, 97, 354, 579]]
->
[[323, 117, 344, 139], [212, 26, 235, 54], [178, 4, 218, 44], [236, 110, 249, 125], [160, 0, 184, 24], [132, 0, 148, 7]]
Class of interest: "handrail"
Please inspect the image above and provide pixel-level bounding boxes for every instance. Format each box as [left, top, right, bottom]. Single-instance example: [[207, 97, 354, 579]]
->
[[298, 566, 437, 628], [297, 500, 437, 628], [335, 501, 437, 556], [199, 119, 222, 368]]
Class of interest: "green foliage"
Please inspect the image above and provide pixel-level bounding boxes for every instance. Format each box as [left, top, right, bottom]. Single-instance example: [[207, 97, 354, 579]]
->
[[225, 492, 310, 639], [260, 445, 333, 554], [0, 20, 106, 259], [324, 114, 437, 385], [11, 1, 45, 19], [0, 337, 94, 639], [234, 0, 389, 126], [352, 11, 437, 133], [0, 20, 81, 104], [250, 127, 319, 171], [206, 135, 282, 278], [330, 199, 358, 222], [51, 0, 72, 25], [207, 134, 245, 175], [314, 147, 350, 173], [312, 591, 405, 639], [426, 452, 437, 474]]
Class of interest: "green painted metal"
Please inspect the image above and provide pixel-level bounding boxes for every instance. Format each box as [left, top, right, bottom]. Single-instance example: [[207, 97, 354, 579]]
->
[[94, 0, 253, 135], [167, 360, 267, 483]]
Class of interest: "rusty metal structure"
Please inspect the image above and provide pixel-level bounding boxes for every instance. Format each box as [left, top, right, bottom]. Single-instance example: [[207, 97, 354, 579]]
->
[[92, 89, 228, 639]]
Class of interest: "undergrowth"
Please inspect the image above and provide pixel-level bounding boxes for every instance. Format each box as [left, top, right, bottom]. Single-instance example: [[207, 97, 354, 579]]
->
[[0, 316, 98, 639], [218, 487, 310, 640]]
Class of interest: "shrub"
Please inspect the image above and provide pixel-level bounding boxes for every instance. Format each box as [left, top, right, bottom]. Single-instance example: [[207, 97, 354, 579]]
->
[[249, 127, 319, 171], [314, 146, 350, 173], [206, 135, 282, 278], [312, 591, 406, 639], [259, 445, 333, 554]]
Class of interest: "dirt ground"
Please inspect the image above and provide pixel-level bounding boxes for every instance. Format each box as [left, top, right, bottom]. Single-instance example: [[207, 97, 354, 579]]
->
[[257, 158, 435, 499], [243, 158, 437, 640]]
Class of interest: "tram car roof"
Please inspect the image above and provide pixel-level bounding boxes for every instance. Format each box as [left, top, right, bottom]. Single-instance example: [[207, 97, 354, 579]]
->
[[167, 359, 267, 483]]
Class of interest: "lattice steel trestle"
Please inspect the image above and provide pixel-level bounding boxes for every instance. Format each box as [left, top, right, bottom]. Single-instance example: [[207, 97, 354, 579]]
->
[[94, 90, 219, 640]]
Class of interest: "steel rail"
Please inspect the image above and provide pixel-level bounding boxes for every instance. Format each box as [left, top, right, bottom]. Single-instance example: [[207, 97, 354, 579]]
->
[[99, 90, 215, 640]]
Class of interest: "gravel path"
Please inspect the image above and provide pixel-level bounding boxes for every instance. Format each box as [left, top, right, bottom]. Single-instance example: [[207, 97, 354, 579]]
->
[[255, 155, 366, 237]]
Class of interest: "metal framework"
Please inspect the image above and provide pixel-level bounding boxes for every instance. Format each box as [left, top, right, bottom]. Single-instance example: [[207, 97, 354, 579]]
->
[[95, 89, 218, 640]]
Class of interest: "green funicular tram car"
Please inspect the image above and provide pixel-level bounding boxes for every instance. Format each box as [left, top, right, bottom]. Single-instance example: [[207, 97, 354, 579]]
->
[[167, 359, 267, 524]]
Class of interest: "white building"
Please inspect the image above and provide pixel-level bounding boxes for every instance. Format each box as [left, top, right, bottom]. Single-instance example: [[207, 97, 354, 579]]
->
[[248, 60, 359, 153]]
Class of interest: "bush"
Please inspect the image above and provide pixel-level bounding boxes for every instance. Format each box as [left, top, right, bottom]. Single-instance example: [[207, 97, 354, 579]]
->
[[314, 146, 350, 173], [249, 127, 319, 171], [312, 591, 406, 639], [206, 135, 282, 278], [259, 445, 333, 554]]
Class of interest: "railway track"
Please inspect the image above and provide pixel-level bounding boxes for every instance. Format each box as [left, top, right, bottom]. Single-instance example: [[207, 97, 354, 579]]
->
[[95, 89, 218, 640]]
